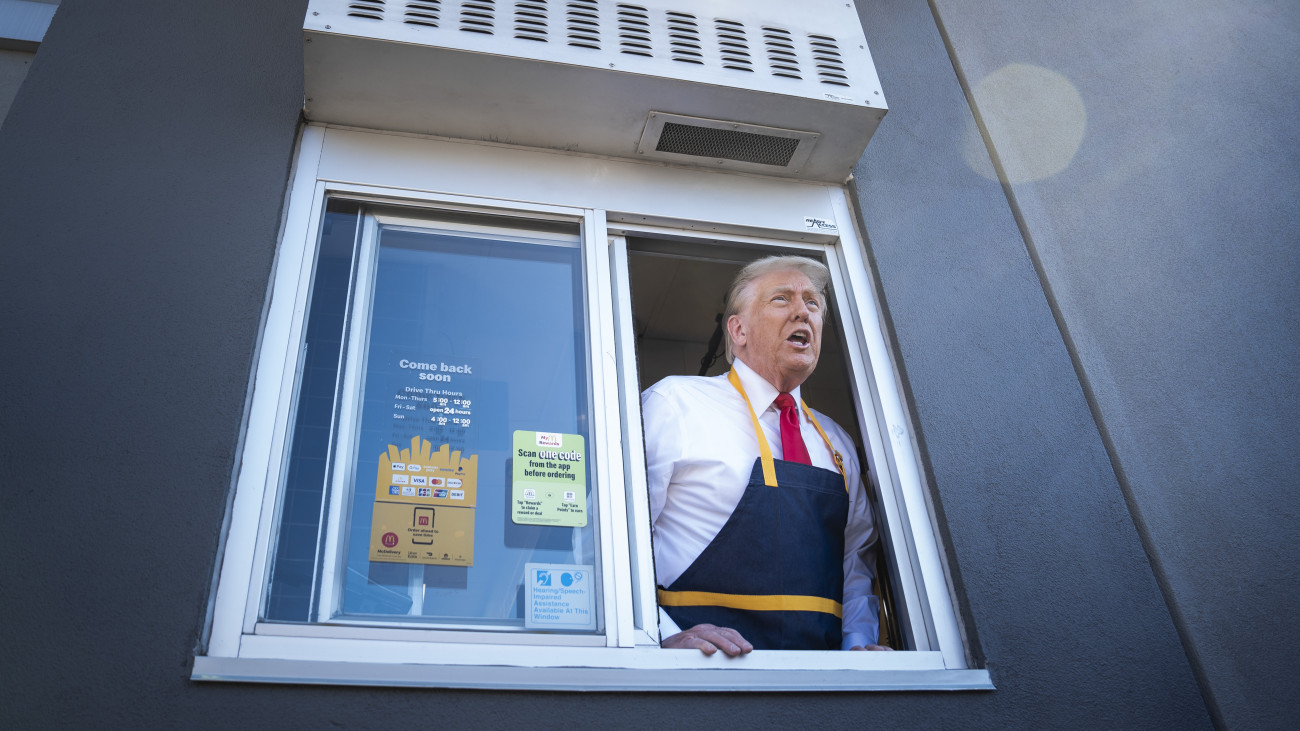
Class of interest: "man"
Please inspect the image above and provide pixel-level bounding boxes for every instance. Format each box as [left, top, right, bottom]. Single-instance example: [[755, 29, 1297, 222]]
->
[[642, 255, 891, 655]]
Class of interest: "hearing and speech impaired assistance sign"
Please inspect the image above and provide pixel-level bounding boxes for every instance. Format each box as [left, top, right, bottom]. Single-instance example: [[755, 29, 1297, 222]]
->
[[511, 430, 587, 527], [524, 563, 596, 631]]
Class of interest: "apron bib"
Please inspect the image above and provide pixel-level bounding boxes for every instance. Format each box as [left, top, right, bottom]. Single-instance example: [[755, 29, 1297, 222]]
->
[[657, 370, 850, 650]]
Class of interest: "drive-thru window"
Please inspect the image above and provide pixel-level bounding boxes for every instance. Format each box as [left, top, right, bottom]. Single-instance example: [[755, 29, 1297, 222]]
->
[[194, 125, 985, 690]]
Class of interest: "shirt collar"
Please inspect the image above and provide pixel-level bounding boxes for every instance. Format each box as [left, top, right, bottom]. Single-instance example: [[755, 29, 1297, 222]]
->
[[732, 357, 803, 418]]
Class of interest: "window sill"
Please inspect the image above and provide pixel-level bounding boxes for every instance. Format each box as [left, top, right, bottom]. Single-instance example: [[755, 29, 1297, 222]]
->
[[192, 645, 993, 692]]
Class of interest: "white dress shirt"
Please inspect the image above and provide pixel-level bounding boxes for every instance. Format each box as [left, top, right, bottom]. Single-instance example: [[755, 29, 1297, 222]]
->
[[642, 358, 880, 649]]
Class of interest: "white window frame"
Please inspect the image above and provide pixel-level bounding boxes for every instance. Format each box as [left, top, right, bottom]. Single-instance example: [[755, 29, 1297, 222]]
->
[[194, 124, 991, 691]]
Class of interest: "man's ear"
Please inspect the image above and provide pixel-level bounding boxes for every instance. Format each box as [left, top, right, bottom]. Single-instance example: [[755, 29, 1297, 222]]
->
[[726, 314, 746, 350]]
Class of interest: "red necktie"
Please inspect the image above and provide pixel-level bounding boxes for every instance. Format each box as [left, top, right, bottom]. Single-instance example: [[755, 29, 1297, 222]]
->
[[775, 393, 811, 465]]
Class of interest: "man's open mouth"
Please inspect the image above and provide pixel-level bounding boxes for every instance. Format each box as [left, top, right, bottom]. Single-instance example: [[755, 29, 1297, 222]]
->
[[787, 331, 810, 347]]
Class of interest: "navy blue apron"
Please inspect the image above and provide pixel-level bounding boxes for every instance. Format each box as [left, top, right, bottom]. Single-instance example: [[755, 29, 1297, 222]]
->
[[657, 370, 850, 650]]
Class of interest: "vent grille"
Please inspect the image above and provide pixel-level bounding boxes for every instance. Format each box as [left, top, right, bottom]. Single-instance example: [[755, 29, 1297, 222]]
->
[[404, 0, 441, 27], [515, 0, 548, 41], [308, 2, 881, 180], [347, 0, 386, 20], [655, 121, 799, 167], [460, 0, 496, 34], [762, 26, 800, 79], [809, 33, 848, 86], [715, 19, 752, 72], [566, 0, 600, 49], [315, 1, 867, 93], [616, 4, 651, 56], [665, 11, 702, 65]]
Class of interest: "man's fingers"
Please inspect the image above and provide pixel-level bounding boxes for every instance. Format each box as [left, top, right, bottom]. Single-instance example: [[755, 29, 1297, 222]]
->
[[685, 636, 718, 656], [712, 626, 754, 655], [662, 624, 753, 656], [661, 627, 718, 654], [700, 631, 740, 656], [690, 624, 751, 656]]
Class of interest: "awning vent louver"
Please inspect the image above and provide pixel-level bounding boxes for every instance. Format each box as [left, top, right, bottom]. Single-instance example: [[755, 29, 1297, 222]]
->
[[762, 26, 801, 79], [460, 0, 496, 34], [404, 1, 441, 27], [665, 11, 702, 65], [514, 0, 548, 41], [715, 19, 753, 72], [810, 33, 849, 86], [348, 1, 386, 20], [566, 0, 600, 49], [616, 4, 651, 56]]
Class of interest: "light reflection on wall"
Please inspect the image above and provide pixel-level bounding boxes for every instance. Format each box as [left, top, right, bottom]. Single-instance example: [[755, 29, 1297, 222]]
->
[[962, 63, 1087, 184]]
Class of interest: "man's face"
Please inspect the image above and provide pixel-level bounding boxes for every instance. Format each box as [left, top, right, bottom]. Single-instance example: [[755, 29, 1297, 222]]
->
[[728, 268, 824, 392]]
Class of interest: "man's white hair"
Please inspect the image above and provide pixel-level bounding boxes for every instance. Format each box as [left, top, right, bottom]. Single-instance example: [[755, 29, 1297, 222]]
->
[[722, 255, 830, 363]]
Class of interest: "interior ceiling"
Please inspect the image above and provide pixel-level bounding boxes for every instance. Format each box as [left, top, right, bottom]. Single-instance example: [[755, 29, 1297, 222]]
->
[[629, 253, 738, 345]]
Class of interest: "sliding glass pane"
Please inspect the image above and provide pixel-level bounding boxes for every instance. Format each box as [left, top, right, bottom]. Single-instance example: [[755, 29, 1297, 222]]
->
[[263, 199, 360, 622], [336, 213, 599, 630]]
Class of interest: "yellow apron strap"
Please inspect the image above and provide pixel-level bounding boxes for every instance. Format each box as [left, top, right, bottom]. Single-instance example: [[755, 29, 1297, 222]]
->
[[657, 587, 843, 618], [802, 403, 850, 495], [728, 368, 778, 487]]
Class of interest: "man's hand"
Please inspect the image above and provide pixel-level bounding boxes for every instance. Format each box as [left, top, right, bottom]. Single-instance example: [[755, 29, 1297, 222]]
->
[[849, 644, 894, 651], [661, 623, 754, 657]]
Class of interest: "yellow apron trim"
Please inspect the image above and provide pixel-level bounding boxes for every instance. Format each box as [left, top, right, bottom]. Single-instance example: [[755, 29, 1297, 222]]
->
[[802, 404, 850, 495], [728, 368, 778, 487], [658, 588, 844, 618], [727, 368, 847, 492]]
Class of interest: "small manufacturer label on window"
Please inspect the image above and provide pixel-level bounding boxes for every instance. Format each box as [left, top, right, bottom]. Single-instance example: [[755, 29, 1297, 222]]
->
[[804, 216, 839, 233]]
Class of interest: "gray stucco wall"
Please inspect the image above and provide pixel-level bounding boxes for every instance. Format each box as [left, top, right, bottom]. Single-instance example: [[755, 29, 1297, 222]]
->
[[851, 0, 1209, 726], [0, 49, 34, 128], [919, 1, 1300, 727], [4, 0, 1286, 728]]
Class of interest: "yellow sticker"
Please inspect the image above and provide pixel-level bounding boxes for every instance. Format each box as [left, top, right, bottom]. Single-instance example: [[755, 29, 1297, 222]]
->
[[368, 500, 475, 566], [373, 435, 478, 507]]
